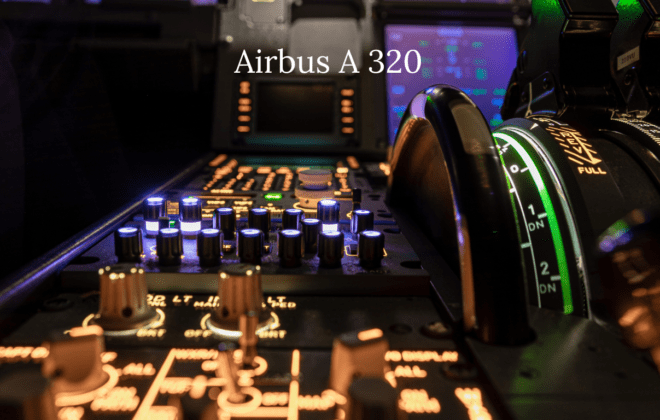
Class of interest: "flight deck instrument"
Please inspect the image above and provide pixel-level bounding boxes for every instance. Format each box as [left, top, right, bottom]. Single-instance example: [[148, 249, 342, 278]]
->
[[3, 0, 660, 420]]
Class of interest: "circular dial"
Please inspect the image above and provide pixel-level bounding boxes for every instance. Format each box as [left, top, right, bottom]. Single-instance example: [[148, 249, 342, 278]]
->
[[493, 130, 587, 316]]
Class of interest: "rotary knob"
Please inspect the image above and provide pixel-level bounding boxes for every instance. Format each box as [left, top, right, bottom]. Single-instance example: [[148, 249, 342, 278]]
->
[[358, 230, 385, 269], [214, 207, 236, 240], [114, 227, 143, 263], [248, 208, 271, 237], [209, 264, 266, 332], [317, 199, 341, 232], [95, 265, 157, 331], [302, 218, 321, 254], [282, 208, 304, 230], [347, 377, 401, 420], [318, 231, 344, 268], [179, 197, 202, 235], [329, 328, 390, 398], [238, 228, 264, 265], [42, 326, 109, 395], [0, 366, 57, 420], [143, 197, 166, 236], [278, 229, 303, 268], [157, 228, 183, 266], [197, 228, 223, 267], [351, 209, 374, 236]]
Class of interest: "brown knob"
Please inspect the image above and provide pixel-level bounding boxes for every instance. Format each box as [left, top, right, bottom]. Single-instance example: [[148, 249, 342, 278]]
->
[[42, 326, 109, 395], [95, 264, 157, 331]]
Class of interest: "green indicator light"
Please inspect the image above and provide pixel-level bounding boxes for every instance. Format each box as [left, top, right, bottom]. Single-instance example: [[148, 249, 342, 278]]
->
[[169, 220, 176, 228], [264, 193, 283, 201], [493, 132, 574, 314]]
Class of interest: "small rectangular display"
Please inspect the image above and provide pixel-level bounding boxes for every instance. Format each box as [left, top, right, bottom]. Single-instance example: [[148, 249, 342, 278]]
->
[[385, 24, 518, 143], [256, 83, 334, 133]]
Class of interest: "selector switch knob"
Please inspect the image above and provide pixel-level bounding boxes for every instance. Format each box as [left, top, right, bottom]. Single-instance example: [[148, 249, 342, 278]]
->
[[282, 208, 304, 230], [238, 229, 264, 265], [0, 366, 57, 420], [302, 218, 321, 254], [214, 207, 236, 240], [329, 328, 391, 398], [358, 230, 385, 269], [351, 210, 374, 236], [248, 208, 271, 237], [317, 199, 341, 232], [319, 231, 344, 268], [197, 228, 223, 266], [42, 326, 109, 395], [278, 229, 303, 268], [95, 265, 157, 331], [179, 197, 202, 235], [157, 228, 183, 266], [114, 227, 143, 263], [143, 197, 166, 236], [347, 377, 401, 420], [210, 264, 266, 331]]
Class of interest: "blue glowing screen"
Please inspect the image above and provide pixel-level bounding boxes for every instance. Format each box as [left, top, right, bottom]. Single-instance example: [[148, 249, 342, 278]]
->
[[385, 24, 518, 143]]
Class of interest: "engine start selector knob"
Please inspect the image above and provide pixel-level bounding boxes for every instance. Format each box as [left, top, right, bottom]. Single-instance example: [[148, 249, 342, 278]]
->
[[157, 228, 183, 266], [278, 229, 303, 268], [197, 228, 223, 266], [179, 197, 202, 235], [238, 228, 264, 265], [248, 208, 271, 237], [114, 227, 143, 263], [358, 230, 385, 269], [143, 197, 166, 236], [214, 207, 236, 240], [319, 230, 344, 268], [96, 264, 157, 331]]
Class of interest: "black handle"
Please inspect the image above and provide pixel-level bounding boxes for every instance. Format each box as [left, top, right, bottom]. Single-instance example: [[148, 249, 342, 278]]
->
[[387, 85, 532, 345]]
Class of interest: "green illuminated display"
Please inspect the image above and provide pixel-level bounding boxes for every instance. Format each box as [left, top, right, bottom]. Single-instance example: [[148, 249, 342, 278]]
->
[[264, 193, 283, 201], [493, 132, 574, 314]]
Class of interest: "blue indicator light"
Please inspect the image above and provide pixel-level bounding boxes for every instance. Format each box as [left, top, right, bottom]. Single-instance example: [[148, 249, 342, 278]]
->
[[241, 229, 262, 237], [281, 229, 301, 237], [362, 230, 382, 237], [392, 85, 405, 95], [182, 197, 199, 205], [217, 207, 233, 214]]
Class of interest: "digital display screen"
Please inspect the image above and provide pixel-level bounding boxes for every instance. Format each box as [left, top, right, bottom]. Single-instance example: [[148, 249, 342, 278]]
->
[[256, 83, 335, 133], [385, 24, 518, 143]]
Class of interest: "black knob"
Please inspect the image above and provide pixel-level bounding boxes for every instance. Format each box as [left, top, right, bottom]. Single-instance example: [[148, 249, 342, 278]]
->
[[143, 197, 166, 236], [317, 199, 341, 231], [358, 230, 385, 269], [347, 377, 400, 420], [351, 209, 374, 236], [248, 208, 271, 236], [319, 231, 344, 268], [197, 228, 223, 267], [302, 218, 321, 254], [157, 228, 183, 266], [282, 208, 304, 230], [179, 197, 202, 235], [214, 207, 236, 240], [238, 228, 264, 265], [278, 229, 303, 268], [114, 227, 143, 263]]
